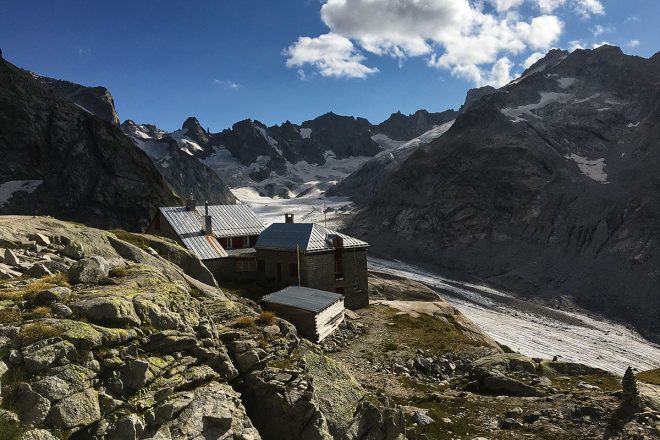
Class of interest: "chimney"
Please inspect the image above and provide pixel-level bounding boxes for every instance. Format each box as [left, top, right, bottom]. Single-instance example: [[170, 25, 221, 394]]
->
[[203, 201, 212, 234], [285, 213, 294, 224], [185, 192, 196, 211]]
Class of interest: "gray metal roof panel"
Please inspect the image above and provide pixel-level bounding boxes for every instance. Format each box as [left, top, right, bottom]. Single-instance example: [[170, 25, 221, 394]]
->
[[255, 223, 368, 253], [159, 205, 264, 239], [262, 286, 344, 313], [198, 204, 265, 238], [181, 235, 228, 259]]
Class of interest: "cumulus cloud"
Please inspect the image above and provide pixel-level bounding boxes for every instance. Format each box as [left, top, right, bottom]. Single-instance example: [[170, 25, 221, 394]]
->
[[284, 0, 608, 86], [284, 33, 378, 79], [536, 0, 604, 18], [627, 39, 640, 48], [523, 51, 545, 68]]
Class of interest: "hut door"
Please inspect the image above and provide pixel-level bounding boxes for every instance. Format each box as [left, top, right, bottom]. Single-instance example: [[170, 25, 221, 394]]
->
[[276, 263, 282, 283]]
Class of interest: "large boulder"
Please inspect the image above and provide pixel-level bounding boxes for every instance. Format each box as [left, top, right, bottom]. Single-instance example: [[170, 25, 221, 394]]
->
[[67, 255, 110, 284], [70, 295, 141, 327], [62, 241, 85, 260], [14, 383, 51, 425], [22, 339, 77, 373], [46, 388, 101, 429]]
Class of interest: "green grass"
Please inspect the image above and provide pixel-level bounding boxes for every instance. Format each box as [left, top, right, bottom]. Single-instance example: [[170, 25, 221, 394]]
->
[[636, 368, 660, 385], [498, 343, 516, 353], [387, 309, 486, 353]]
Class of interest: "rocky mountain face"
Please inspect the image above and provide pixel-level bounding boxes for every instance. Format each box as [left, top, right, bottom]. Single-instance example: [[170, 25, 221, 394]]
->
[[458, 86, 496, 114], [121, 120, 236, 205], [32, 75, 121, 126], [349, 46, 660, 342], [0, 58, 179, 231], [375, 109, 457, 140], [132, 109, 459, 198]]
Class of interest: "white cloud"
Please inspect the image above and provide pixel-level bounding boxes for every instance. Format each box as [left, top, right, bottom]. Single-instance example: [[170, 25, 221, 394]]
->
[[78, 48, 91, 58], [523, 51, 545, 68], [535, 0, 604, 18], [285, 0, 569, 84], [627, 39, 640, 48], [592, 24, 613, 37], [284, 33, 378, 79], [214, 79, 241, 89], [568, 40, 584, 51], [489, 0, 525, 12], [592, 41, 611, 49]]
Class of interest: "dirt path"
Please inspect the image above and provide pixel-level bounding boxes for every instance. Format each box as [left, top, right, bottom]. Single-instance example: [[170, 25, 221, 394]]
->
[[369, 258, 660, 375]]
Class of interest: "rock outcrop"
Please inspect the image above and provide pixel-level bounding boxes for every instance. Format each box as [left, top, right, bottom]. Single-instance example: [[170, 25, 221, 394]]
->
[[0, 58, 179, 231], [0, 216, 407, 439]]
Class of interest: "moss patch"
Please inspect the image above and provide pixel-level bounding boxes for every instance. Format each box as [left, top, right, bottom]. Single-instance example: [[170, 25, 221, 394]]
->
[[636, 368, 660, 386], [19, 322, 64, 345]]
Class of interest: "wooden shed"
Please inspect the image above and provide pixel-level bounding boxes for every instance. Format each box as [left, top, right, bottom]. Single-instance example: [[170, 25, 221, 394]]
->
[[261, 286, 345, 343]]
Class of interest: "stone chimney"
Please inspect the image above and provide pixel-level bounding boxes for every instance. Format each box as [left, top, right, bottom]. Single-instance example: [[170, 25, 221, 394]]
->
[[285, 213, 294, 224], [186, 193, 196, 211], [203, 201, 212, 234]]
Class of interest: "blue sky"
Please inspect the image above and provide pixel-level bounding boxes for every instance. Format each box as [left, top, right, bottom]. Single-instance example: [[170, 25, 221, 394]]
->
[[0, 0, 657, 132]]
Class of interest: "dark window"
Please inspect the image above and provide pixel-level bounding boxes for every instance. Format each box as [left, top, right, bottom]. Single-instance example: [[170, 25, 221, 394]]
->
[[257, 260, 265, 273], [249, 236, 258, 247], [154, 214, 161, 230], [288, 263, 298, 277], [276, 263, 282, 283], [219, 237, 228, 248], [335, 287, 345, 295], [235, 259, 256, 272], [334, 249, 343, 279]]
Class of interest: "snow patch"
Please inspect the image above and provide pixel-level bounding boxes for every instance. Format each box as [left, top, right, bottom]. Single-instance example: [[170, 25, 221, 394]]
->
[[565, 154, 608, 183], [0, 180, 43, 208], [370, 134, 406, 150], [74, 103, 94, 115], [501, 92, 573, 123], [627, 122, 640, 128], [300, 127, 312, 139], [557, 77, 577, 89], [169, 128, 203, 155]]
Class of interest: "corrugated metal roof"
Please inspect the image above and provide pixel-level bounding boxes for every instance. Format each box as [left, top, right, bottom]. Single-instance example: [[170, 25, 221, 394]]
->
[[200, 205, 265, 238], [255, 223, 368, 253], [159, 205, 264, 239], [262, 286, 344, 313], [181, 235, 228, 260], [158, 204, 263, 260]]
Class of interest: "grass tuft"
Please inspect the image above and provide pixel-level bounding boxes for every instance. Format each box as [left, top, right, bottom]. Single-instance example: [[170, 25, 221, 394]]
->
[[29, 306, 53, 319], [234, 315, 257, 328], [0, 307, 21, 325], [19, 322, 64, 345], [256, 310, 276, 325]]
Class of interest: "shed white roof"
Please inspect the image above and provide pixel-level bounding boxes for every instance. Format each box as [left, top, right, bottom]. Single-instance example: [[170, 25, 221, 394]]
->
[[262, 286, 344, 313]]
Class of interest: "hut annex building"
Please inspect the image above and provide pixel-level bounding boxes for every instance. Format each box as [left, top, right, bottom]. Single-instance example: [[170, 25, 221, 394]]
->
[[146, 199, 369, 313]]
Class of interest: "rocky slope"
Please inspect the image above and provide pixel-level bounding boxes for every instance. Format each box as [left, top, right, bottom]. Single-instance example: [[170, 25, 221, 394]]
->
[[121, 120, 236, 205], [0, 58, 179, 231], [349, 46, 660, 342], [0, 216, 408, 440], [1, 217, 657, 439]]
